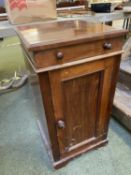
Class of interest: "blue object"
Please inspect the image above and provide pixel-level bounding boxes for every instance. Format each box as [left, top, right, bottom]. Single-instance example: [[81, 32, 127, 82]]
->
[[0, 0, 5, 7]]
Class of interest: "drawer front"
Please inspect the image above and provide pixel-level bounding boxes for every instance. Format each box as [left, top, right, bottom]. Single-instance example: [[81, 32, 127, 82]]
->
[[33, 37, 124, 69]]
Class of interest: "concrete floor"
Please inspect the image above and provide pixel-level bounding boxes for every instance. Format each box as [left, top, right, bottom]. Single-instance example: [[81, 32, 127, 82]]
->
[[0, 36, 131, 175]]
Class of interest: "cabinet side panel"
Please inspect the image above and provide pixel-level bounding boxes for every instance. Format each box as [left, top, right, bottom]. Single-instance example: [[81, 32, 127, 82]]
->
[[38, 73, 60, 161]]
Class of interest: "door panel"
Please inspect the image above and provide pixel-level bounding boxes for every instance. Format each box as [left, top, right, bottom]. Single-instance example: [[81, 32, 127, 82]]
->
[[62, 72, 100, 149], [49, 57, 118, 158]]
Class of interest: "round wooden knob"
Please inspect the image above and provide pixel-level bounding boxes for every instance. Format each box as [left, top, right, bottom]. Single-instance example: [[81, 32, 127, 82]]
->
[[103, 43, 112, 50], [56, 52, 64, 60], [57, 120, 65, 129]]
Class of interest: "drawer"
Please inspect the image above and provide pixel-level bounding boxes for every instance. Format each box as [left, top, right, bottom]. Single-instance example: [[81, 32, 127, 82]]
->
[[33, 37, 124, 69]]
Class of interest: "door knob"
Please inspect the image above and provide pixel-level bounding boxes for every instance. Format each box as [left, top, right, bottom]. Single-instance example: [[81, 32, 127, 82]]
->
[[56, 51, 64, 60], [57, 120, 65, 129], [103, 43, 112, 49]]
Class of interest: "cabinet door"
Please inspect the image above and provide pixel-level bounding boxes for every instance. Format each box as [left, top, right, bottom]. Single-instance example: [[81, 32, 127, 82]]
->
[[49, 56, 120, 158]]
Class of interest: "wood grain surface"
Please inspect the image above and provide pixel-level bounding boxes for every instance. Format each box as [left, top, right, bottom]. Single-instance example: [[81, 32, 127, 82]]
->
[[17, 20, 127, 51], [18, 20, 127, 168]]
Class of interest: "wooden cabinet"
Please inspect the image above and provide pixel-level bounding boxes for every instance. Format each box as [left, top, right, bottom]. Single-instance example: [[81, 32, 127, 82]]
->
[[17, 20, 127, 169]]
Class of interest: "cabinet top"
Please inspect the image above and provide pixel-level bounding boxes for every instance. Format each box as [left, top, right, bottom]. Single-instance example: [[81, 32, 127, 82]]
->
[[16, 20, 127, 51]]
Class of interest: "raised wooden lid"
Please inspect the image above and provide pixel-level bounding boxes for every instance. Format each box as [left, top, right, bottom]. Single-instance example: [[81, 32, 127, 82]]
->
[[16, 20, 127, 51]]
